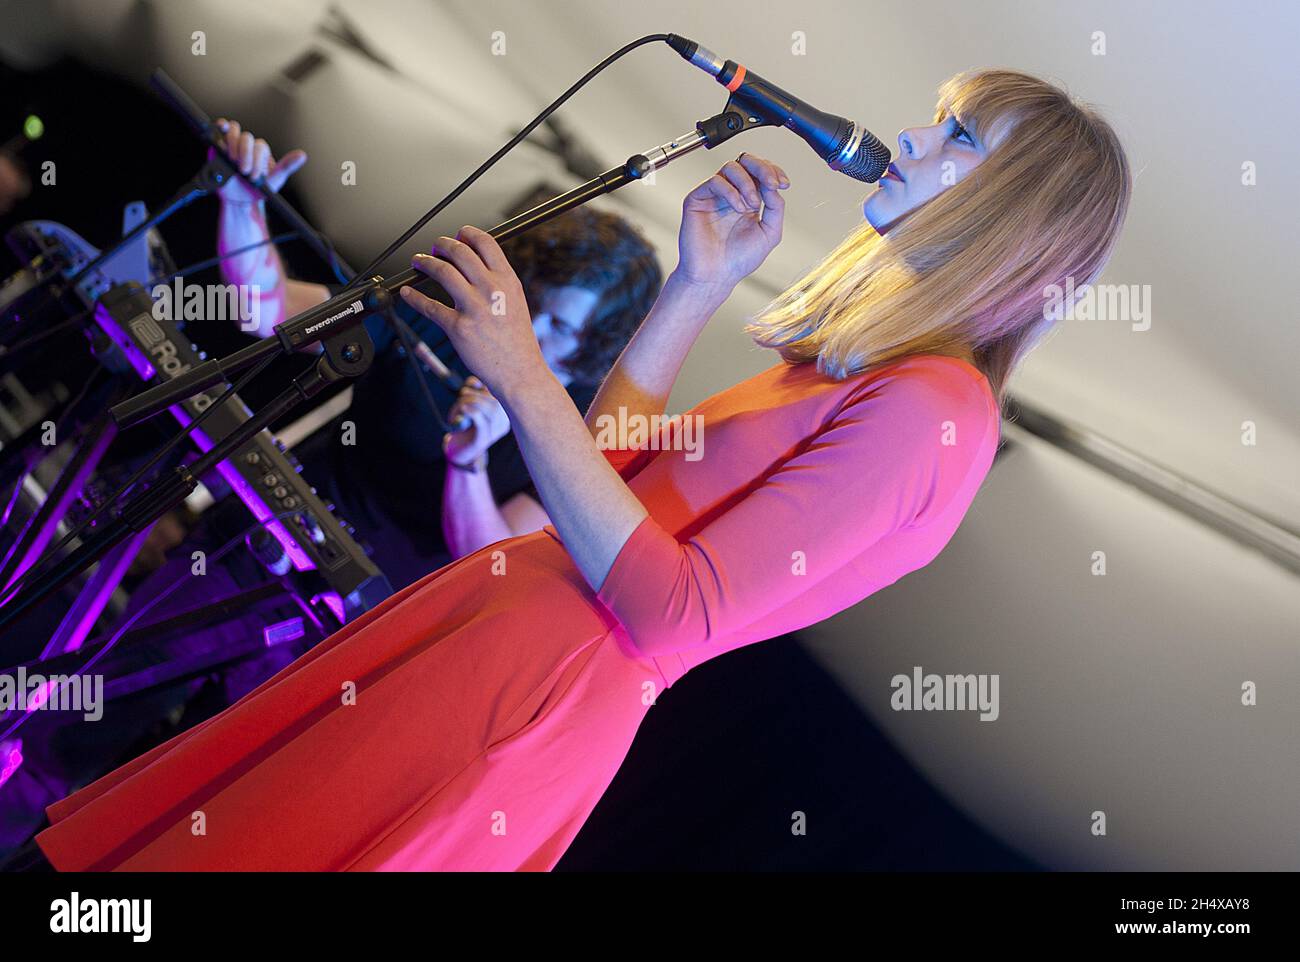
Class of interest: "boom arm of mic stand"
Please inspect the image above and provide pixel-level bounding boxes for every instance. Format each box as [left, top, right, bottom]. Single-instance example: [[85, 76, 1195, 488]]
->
[[111, 111, 752, 429]]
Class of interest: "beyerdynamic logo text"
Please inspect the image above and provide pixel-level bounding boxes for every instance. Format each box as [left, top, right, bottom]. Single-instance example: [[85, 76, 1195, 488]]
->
[[305, 300, 365, 335]]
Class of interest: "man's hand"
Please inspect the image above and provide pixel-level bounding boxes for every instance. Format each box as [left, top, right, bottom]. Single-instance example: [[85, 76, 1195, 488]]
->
[[444, 376, 511, 466], [211, 118, 307, 205]]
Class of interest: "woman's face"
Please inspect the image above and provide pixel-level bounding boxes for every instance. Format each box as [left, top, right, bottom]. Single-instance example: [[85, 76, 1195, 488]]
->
[[863, 111, 991, 232]]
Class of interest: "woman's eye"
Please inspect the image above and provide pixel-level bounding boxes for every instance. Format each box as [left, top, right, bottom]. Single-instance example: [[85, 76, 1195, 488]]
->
[[952, 121, 974, 145]]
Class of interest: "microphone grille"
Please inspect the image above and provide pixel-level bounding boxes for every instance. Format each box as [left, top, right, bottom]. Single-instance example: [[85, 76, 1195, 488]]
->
[[835, 136, 893, 183]]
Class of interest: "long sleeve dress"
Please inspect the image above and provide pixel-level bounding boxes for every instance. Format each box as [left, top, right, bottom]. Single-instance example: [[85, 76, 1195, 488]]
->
[[34, 353, 1000, 871]]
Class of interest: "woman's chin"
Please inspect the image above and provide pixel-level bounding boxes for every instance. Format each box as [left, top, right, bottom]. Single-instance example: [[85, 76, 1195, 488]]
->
[[862, 199, 892, 234]]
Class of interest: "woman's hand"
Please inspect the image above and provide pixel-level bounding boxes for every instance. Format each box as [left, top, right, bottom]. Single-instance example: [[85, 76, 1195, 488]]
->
[[399, 226, 549, 402], [676, 152, 790, 293], [211, 119, 308, 204], [444, 376, 511, 465]]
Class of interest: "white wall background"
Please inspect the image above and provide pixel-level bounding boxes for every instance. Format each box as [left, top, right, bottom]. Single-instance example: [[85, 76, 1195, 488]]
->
[[2, 0, 1295, 869]]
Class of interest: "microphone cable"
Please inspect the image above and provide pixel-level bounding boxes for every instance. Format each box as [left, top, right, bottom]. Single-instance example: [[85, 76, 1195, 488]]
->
[[348, 32, 671, 284]]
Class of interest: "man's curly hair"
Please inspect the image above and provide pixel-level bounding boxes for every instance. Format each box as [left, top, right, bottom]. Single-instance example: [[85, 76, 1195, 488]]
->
[[499, 196, 662, 388]]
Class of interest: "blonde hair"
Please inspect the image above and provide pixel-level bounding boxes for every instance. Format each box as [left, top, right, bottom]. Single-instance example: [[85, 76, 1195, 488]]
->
[[746, 68, 1132, 409]]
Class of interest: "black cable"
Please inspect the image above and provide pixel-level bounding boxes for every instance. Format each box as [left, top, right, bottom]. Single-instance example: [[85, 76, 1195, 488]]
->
[[0, 367, 105, 536], [151, 231, 299, 287], [385, 305, 455, 434], [349, 32, 669, 440], [348, 32, 670, 286], [0, 307, 93, 365]]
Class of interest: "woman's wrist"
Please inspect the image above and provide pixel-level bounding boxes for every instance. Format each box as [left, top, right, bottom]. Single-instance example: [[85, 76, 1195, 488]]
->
[[662, 268, 734, 313], [650, 270, 733, 330], [492, 361, 563, 417]]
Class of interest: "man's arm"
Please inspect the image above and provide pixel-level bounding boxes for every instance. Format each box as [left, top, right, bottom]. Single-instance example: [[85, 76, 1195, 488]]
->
[[212, 119, 328, 336], [441, 378, 552, 558], [442, 465, 550, 558]]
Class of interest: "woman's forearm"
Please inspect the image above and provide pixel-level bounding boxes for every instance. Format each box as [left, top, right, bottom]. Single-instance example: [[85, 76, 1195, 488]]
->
[[445, 269, 729, 591], [500, 370, 648, 591], [584, 269, 731, 434]]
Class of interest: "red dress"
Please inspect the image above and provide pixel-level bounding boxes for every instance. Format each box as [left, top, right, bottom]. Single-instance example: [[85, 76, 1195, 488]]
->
[[35, 354, 999, 870]]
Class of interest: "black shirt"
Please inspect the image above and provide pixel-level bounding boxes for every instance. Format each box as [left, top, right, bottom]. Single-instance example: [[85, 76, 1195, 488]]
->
[[293, 291, 597, 589]]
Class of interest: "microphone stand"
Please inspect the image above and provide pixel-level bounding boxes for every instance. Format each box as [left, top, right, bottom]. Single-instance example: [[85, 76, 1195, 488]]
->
[[0, 104, 771, 632], [111, 106, 768, 429]]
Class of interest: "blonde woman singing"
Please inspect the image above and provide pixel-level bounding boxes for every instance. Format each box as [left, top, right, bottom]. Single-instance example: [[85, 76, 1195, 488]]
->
[[37, 69, 1130, 871]]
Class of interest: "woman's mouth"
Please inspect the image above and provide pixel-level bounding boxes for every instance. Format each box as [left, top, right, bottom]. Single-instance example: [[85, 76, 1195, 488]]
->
[[882, 163, 905, 183]]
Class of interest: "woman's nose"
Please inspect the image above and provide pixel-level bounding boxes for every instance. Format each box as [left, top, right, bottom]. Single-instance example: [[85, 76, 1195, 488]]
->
[[897, 129, 920, 160]]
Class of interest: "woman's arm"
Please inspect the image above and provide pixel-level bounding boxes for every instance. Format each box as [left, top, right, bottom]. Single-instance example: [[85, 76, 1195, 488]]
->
[[583, 152, 789, 432], [594, 369, 994, 656], [496, 367, 649, 585], [582, 270, 731, 433], [398, 154, 789, 591]]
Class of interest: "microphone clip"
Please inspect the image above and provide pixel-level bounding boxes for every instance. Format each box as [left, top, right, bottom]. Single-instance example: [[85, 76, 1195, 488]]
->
[[695, 99, 774, 150]]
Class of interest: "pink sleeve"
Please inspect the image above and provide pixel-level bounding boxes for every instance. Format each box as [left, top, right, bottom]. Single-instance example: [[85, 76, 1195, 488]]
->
[[596, 373, 990, 657]]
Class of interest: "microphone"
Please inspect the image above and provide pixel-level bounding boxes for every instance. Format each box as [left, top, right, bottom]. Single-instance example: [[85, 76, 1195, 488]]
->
[[666, 34, 892, 183], [408, 339, 472, 432]]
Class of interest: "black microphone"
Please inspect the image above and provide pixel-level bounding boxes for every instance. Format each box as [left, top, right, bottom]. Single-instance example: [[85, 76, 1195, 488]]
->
[[408, 339, 472, 432], [666, 34, 891, 183]]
